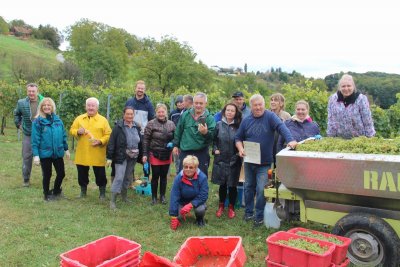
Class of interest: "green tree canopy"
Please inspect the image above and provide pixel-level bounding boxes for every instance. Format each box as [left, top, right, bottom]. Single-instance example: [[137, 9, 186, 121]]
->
[[33, 24, 62, 49], [132, 36, 214, 95], [66, 19, 128, 86]]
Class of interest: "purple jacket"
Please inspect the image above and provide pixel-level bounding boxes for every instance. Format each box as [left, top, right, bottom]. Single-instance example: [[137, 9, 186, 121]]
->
[[277, 119, 320, 151], [327, 92, 375, 138]]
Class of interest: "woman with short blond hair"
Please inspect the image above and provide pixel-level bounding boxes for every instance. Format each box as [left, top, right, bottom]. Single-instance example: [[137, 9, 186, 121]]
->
[[169, 155, 209, 230]]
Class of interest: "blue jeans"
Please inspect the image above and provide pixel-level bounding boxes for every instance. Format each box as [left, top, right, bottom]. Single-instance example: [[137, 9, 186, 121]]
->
[[244, 163, 270, 221]]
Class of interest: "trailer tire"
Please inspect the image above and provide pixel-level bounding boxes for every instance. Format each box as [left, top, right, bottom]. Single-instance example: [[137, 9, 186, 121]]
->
[[332, 212, 400, 267]]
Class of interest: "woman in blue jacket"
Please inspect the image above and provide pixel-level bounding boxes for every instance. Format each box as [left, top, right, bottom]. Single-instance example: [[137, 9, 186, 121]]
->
[[31, 98, 70, 201], [169, 155, 209, 230]]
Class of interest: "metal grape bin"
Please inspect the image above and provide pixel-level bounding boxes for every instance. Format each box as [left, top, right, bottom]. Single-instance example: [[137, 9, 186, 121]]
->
[[276, 149, 400, 213]]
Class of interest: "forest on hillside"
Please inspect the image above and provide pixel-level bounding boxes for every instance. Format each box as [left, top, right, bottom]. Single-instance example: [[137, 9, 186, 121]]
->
[[2, 15, 400, 137], [1, 15, 400, 103]]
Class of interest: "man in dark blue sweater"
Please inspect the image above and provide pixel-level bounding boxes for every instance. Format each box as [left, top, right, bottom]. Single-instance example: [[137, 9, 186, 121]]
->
[[125, 80, 155, 135], [235, 94, 297, 227]]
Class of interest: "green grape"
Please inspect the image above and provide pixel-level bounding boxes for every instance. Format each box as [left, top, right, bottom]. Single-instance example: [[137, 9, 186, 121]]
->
[[297, 137, 400, 154], [277, 238, 329, 254], [295, 231, 343, 245]]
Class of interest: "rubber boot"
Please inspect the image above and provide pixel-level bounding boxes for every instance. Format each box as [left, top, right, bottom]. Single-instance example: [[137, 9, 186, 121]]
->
[[160, 195, 167, 205], [110, 192, 117, 210], [121, 188, 132, 203], [216, 202, 224, 218], [80, 186, 87, 198], [228, 204, 236, 219], [99, 186, 106, 200]]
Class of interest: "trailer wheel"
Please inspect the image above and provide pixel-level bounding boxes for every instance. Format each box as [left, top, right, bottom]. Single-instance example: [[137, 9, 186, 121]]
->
[[332, 213, 400, 267]]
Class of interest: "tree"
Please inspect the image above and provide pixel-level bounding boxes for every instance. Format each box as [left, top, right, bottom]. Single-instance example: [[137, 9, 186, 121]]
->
[[9, 19, 26, 27], [117, 29, 141, 55], [133, 36, 213, 94], [66, 19, 128, 86], [0, 81, 19, 134], [0, 16, 9, 34], [33, 24, 62, 49]]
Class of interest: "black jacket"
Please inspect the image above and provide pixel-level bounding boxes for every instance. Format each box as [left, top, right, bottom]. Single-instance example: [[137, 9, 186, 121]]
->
[[107, 120, 142, 164], [211, 120, 242, 186]]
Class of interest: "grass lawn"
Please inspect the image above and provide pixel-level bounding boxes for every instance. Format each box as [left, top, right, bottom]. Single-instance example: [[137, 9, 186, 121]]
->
[[0, 124, 325, 267]]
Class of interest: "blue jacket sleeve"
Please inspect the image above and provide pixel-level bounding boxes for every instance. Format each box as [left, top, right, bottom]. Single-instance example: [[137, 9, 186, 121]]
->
[[31, 120, 40, 157], [62, 123, 68, 151], [274, 116, 294, 143], [169, 175, 182, 216], [147, 102, 155, 121], [214, 111, 222, 122], [191, 171, 209, 208], [277, 133, 285, 152]]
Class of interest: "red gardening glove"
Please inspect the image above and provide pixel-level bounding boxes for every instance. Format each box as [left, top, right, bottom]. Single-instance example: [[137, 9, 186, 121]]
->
[[180, 203, 193, 220], [170, 217, 180, 231]]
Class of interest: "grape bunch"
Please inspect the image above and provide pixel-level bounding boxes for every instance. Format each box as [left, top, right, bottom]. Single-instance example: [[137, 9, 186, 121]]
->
[[297, 137, 400, 154]]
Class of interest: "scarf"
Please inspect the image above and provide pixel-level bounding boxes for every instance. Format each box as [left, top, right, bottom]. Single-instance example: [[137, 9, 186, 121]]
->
[[181, 171, 199, 186], [337, 91, 360, 107]]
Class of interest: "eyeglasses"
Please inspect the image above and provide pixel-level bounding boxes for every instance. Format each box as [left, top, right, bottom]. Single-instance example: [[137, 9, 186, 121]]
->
[[183, 165, 195, 170]]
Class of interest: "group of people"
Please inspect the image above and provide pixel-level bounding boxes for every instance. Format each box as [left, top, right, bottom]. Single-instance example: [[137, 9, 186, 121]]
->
[[14, 73, 375, 230]]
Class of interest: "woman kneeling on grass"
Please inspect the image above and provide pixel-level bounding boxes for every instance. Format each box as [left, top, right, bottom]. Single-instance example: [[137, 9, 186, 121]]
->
[[169, 155, 209, 230], [31, 97, 70, 201]]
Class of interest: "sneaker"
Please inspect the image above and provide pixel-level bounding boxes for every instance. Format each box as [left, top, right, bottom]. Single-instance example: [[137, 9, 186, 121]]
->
[[253, 219, 264, 228], [44, 195, 56, 201], [243, 214, 254, 221], [196, 218, 205, 227], [52, 193, 64, 200], [23, 180, 30, 187]]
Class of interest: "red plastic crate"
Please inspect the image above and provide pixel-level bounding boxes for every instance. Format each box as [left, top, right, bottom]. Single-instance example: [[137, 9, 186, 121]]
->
[[60, 235, 141, 267], [266, 231, 335, 267], [173, 236, 246, 267], [287, 227, 351, 265], [265, 255, 287, 267], [139, 251, 178, 267], [332, 257, 350, 267], [266, 256, 350, 267]]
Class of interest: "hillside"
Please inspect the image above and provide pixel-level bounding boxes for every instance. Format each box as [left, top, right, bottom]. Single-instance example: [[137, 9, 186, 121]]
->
[[0, 35, 59, 82]]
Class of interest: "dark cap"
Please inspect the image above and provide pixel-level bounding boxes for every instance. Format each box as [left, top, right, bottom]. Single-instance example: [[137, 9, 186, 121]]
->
[[232, 91, 244, 98], [175, 95, 183, 104]]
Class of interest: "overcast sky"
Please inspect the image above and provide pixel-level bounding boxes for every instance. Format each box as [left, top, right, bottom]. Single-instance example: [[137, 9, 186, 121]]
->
[[2, 0, 399, 78]]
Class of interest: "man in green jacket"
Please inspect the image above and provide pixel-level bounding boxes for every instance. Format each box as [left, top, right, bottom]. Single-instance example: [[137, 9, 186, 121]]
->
[[14, 83, 43, 187], [172, 92, 216, 177]]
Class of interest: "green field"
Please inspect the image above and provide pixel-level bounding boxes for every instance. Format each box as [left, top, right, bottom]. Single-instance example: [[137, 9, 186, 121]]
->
[[0, 35, 59, 82], [0, 124, 326, 266]]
